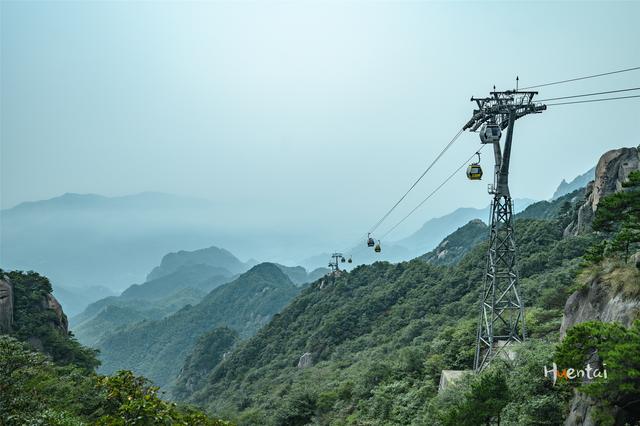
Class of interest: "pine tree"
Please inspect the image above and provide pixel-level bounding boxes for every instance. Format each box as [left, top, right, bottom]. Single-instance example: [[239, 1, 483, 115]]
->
[[592, 171, 640, 262]]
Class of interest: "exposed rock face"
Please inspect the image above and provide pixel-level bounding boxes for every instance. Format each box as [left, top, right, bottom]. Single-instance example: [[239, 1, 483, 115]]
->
[[0, 276, 14, 333], [561, 263, 640, 425], [438, 370, 471, 393], [46, 293, 69, 334], [565, 147, 640, 236], [297, 352, 313, 368], [560, 272, 640, 339], [564, 391, 602, 426], [632, 251, 640, 269]]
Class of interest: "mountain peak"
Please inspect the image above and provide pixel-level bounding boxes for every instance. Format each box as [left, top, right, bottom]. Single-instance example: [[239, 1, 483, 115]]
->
[[552, 166, 596, 199], [243, 262, 293, 284], [147, 245, 246, 281]]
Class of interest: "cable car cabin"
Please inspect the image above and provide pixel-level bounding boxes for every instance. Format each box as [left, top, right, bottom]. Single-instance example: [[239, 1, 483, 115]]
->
[[367, 236, 375, 247], [480, 123, 501, 144], [466, 163, 483, 180], [347, 257, 353, 263], [341, 257, 346, 263], [374, 242, 381, 253]]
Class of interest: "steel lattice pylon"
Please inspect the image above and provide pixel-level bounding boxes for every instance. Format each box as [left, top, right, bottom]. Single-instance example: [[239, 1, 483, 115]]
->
[[463, 87, 546, 372], [474, 194, 525, 371]]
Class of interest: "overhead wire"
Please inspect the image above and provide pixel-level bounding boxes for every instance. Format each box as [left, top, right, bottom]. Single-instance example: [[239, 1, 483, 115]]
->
[[367, 128, 464, 235], [544, 94, 640, 106], [379, 144, 487, 241], [519, 66, 640, 90], [370, 91, 639, 245], [344, 68, 640, 259], [535, 87, 640, 102]]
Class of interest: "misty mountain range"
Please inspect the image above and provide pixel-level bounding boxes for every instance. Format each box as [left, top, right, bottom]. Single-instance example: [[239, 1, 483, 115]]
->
[[1, 169, 591, 315]]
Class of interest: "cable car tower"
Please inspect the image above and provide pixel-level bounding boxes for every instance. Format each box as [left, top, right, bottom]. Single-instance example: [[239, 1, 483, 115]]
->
[[328, 252, 346, 273], [463, 86, 546, 372]]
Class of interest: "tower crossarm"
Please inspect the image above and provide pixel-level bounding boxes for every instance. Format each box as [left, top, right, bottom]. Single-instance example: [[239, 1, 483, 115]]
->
[[464, 91, 546, 131]]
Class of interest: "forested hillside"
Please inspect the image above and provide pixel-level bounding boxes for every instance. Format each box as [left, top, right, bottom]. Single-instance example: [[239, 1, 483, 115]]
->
[[72, 288, 207, 346], [183, 212, 595, 423], [95, 263, 301, 388]]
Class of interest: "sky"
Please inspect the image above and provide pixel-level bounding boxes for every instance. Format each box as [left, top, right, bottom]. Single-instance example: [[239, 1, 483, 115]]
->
[[2, 0, 640, 247]]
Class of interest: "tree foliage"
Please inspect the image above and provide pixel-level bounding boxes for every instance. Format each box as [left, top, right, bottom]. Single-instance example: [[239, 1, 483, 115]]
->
[[556, 320, 640, 421], [0, 335, 231, 425], [592, 170, 640, 262]]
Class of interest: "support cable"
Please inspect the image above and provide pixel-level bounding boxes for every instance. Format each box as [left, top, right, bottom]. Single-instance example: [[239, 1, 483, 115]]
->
[[379, 145, 486, 240], [545, 94, 640, 106], [367, 128, 464, 235], [536, 86, 640, 102], [519, 66, 640, 90]]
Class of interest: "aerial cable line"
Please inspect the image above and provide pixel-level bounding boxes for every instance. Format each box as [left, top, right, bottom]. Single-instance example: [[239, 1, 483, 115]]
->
[[519, 66, 640, 90], [536, 86, 640, 102], [379, 145, 486, 240], [545, 94, 640, 106], [367, 128, 464, 235], [372, 88, 634, 242], [340, 231, 370, 255]]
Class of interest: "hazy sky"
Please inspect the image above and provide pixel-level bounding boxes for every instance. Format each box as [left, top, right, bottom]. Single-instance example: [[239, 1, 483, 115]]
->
[[2, 1, 640, 244]]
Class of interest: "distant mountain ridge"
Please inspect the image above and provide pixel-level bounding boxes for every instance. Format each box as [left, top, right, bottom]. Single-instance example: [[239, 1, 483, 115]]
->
[[420, 219, 488, 265], [300, 199, 535, 271], [70, 246, 248, 345], [123, 264, 235, 301], [72, 245, 326, 351], [552, 166, 595, 199], [0, 192, 226, 303], [4, 191, 211, 212], [275, 264, 331, 286], [146, 246, 248, 281], [419, 189, 586, 267], [396, 198, 534, 253], [2, 191, 332, 316]]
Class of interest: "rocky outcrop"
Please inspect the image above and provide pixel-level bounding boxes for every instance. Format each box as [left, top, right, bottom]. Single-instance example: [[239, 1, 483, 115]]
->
[[297, 352, 313, 368], [15, 292, 69, 349], [634, 251, 640, 269], [561, 263, 640, 425], [46, 293, 69, 334], [560, 268, 640, 339], [564, 391, 607, 426], [0, 276, 14, 333], [438, 370, 471, 393], [565, 147, 640, 236]]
